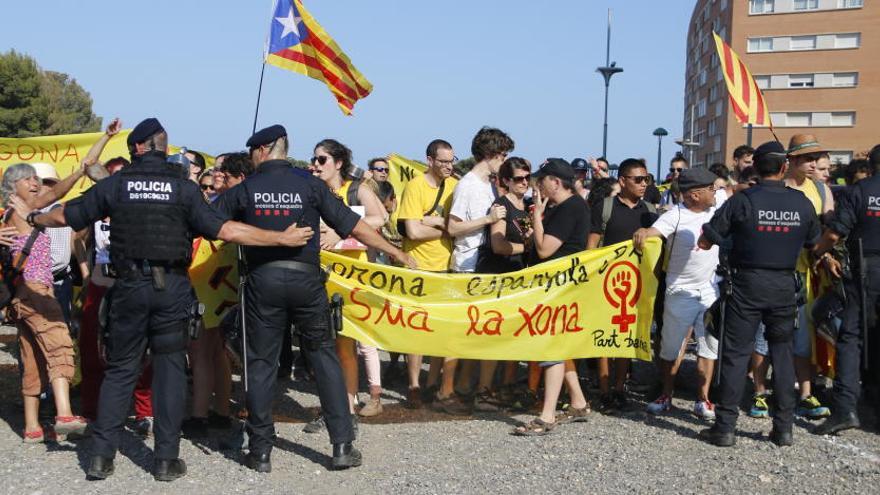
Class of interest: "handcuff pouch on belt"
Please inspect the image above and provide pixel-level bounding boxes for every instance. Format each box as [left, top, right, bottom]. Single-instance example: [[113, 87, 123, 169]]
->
[[329, 292, 344, 339]]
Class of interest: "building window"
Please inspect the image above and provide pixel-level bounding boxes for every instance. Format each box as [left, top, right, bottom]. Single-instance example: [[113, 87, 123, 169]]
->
[[708, 119, 717, 136], [839, 0, 863, 8], [790, 36, 817, 50], [697, 98, 707, 118], [793, 0, 818, 10], [709, 84, 719, 101], [754, 75, 770, 89], [828, 151, 853, 165], [748, 37, 773, 52], [699, 69, 708, 86], [830, 112, 855, 126], [750, 0, 774, 14], [720, 0, 728, 10], [835, 33, 860, 49], [832, 72, 858, 87], [715, 100, 724, 116], [788, 74, 814, 88]]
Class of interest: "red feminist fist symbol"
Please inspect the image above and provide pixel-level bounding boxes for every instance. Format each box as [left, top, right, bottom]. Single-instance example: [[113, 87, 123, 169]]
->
[[603, 261, 642, 334]]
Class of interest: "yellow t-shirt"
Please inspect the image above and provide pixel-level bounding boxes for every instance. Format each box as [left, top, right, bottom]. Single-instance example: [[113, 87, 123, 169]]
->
[[790, 178, 823, 273], [397, 174, 457, 271], [335, 180, 369, 262]]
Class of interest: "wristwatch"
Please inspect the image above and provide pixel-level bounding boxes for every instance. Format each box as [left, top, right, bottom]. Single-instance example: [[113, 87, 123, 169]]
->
[[26, 211, 39, 228]]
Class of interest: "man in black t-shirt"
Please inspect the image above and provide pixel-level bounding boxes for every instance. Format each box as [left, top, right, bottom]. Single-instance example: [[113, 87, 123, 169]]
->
[[588, 158, 658, 415], [513, 158, 591, 435]]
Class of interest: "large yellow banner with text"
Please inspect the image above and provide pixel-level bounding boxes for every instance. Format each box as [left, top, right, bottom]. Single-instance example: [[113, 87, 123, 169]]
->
[[0, 130, 212, 202], [323, 239, 661, 361]]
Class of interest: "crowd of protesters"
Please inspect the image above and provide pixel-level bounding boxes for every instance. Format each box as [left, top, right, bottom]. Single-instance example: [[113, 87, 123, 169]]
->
[[2, 120, 879, 447]]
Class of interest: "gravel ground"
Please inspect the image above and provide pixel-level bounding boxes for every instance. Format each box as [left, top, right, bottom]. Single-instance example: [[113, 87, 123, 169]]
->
[[1, 326, 879, 494]]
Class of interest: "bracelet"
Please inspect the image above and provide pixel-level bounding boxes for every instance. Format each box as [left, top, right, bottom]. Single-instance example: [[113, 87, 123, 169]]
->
[[26, 211, 38, 228]]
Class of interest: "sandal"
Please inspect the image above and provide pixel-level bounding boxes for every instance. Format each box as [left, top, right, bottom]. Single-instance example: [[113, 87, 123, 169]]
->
[[23, 428, 44, 444], [512, 418, 557, 436], [557, 405, 591, 424]]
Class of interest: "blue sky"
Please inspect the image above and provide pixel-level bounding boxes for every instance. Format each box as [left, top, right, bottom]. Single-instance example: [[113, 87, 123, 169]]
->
[[2, 1, 694, 172]]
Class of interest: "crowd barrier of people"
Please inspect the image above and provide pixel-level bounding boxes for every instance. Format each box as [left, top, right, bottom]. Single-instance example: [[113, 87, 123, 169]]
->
[[1, 118, 878, 480]]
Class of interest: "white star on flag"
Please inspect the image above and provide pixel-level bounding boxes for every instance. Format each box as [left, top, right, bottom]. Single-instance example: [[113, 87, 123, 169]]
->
[[275, 7, 302, 39]]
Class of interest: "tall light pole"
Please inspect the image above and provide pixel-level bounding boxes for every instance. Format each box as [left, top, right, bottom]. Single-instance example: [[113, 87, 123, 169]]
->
[[653, 127, 668, 180], [676, 104, 700, 166], [596, 8, 623, 159]]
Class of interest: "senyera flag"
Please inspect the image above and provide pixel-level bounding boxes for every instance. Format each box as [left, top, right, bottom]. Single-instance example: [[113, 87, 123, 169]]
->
[[264, 0, 373, 115], [712, 31, 773, 129]]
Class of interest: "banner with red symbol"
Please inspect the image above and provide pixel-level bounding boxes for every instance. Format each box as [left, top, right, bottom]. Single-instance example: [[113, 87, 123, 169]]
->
[[324, 238, 662, 361]]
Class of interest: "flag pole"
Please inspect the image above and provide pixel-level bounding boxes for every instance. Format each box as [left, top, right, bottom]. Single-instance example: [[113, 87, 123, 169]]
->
[[252, 62, 267, 134], [746, 123, 753, 147]]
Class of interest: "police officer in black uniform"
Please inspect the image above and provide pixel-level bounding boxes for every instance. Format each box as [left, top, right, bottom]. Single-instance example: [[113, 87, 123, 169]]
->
[[213, 125, 415, 473], [697, 141, 822, 447], [813, 143, 880, 435], [17, 118, 314, 482]]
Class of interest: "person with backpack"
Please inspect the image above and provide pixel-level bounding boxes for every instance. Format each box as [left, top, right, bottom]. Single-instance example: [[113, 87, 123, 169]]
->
[[308, 138, 389, 424], [588, 158, 658, 414]]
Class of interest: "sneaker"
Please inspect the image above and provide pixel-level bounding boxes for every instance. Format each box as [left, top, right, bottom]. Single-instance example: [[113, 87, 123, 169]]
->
[[749, 393, 771, 419], [303, 414, 326, 434], [646, 395, 672, 415], [358, 397, 383, 417], [182, 417, 209, 438], [797, 395, 831, 419], [694, 400, 716, 421], [474, 390, 502, 413], [595, 394, 618, 415], [134, 417, 154, 438], [432, 393, 472, 416]]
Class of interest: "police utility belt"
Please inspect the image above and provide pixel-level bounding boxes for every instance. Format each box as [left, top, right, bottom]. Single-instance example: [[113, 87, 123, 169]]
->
[[259, 260, 324, 277], [114, 259, 189, 290]]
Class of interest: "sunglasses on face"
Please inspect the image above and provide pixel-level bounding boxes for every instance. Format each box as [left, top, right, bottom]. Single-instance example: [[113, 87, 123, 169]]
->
[[623, 175, 650, 184], [670, 167, 684, 173], [510, 174, 531, 184], [370, 167, 388, 173], [311, 155, 329, 165], [201, 184, 214, 191]]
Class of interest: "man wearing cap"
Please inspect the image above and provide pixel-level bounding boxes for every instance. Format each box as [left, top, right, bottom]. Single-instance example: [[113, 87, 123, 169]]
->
[[213, 124, 417, 472], [633, 168, 729, 420], [813, 143, 880, 435], [697, 141, 822, 447], [13, 117, 316, 482], [513, 158, 592, 435]]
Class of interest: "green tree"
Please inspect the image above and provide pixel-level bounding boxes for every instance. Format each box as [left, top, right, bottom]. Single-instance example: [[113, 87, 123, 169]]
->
[[0, 50, 101, 137], [0, 50, 48, 137], [41, 71, 101, 135]]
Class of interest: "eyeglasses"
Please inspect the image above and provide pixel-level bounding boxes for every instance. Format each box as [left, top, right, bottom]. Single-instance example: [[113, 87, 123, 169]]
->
[[510, 174, 531, 183], [670, 167, 684, 173], [200, 184, 214, 191], [623, 175, 650, 184], [311, 155, 329, 165], [432, 156, 458, 166], [370, 167, 388, 173]]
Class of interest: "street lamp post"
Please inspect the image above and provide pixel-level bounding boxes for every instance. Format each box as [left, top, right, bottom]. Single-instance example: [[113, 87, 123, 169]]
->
[[596, 9, 623, 159], [652, 127, 668, 180]]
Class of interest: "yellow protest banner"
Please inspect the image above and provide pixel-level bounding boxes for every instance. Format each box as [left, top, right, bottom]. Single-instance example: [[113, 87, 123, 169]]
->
[[189, 238, 240, 330], [386, 153, 425, 198], [0, 130, 213, 202], [322, 239, 662, 361]]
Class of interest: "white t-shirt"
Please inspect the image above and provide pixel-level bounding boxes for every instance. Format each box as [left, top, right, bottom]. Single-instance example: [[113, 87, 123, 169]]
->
[[652, 189, 728, 289], [449, 172, 495, 272]]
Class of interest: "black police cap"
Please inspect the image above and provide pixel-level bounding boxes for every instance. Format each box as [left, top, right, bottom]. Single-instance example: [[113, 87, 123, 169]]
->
[[533, 158, 575, 181], [246, 125, 287, 148], [127, 118, 164, 146], [753, 141, 787, 167], [678, 167, 718, 191]]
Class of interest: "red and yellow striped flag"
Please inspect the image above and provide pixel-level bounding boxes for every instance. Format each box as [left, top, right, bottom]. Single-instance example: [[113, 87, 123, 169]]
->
[[712, 31, 772, 128], [265, 0, 373, 115]]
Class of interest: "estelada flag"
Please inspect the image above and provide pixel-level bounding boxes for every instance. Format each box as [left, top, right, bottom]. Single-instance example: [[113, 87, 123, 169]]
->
[[712, 31, 772, 128], [264, 0, 373, 115]]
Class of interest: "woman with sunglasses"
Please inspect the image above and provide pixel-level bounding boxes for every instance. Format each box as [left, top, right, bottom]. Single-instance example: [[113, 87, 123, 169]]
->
[[308, 139, 389, 424], [198, 169, 216, 201]]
